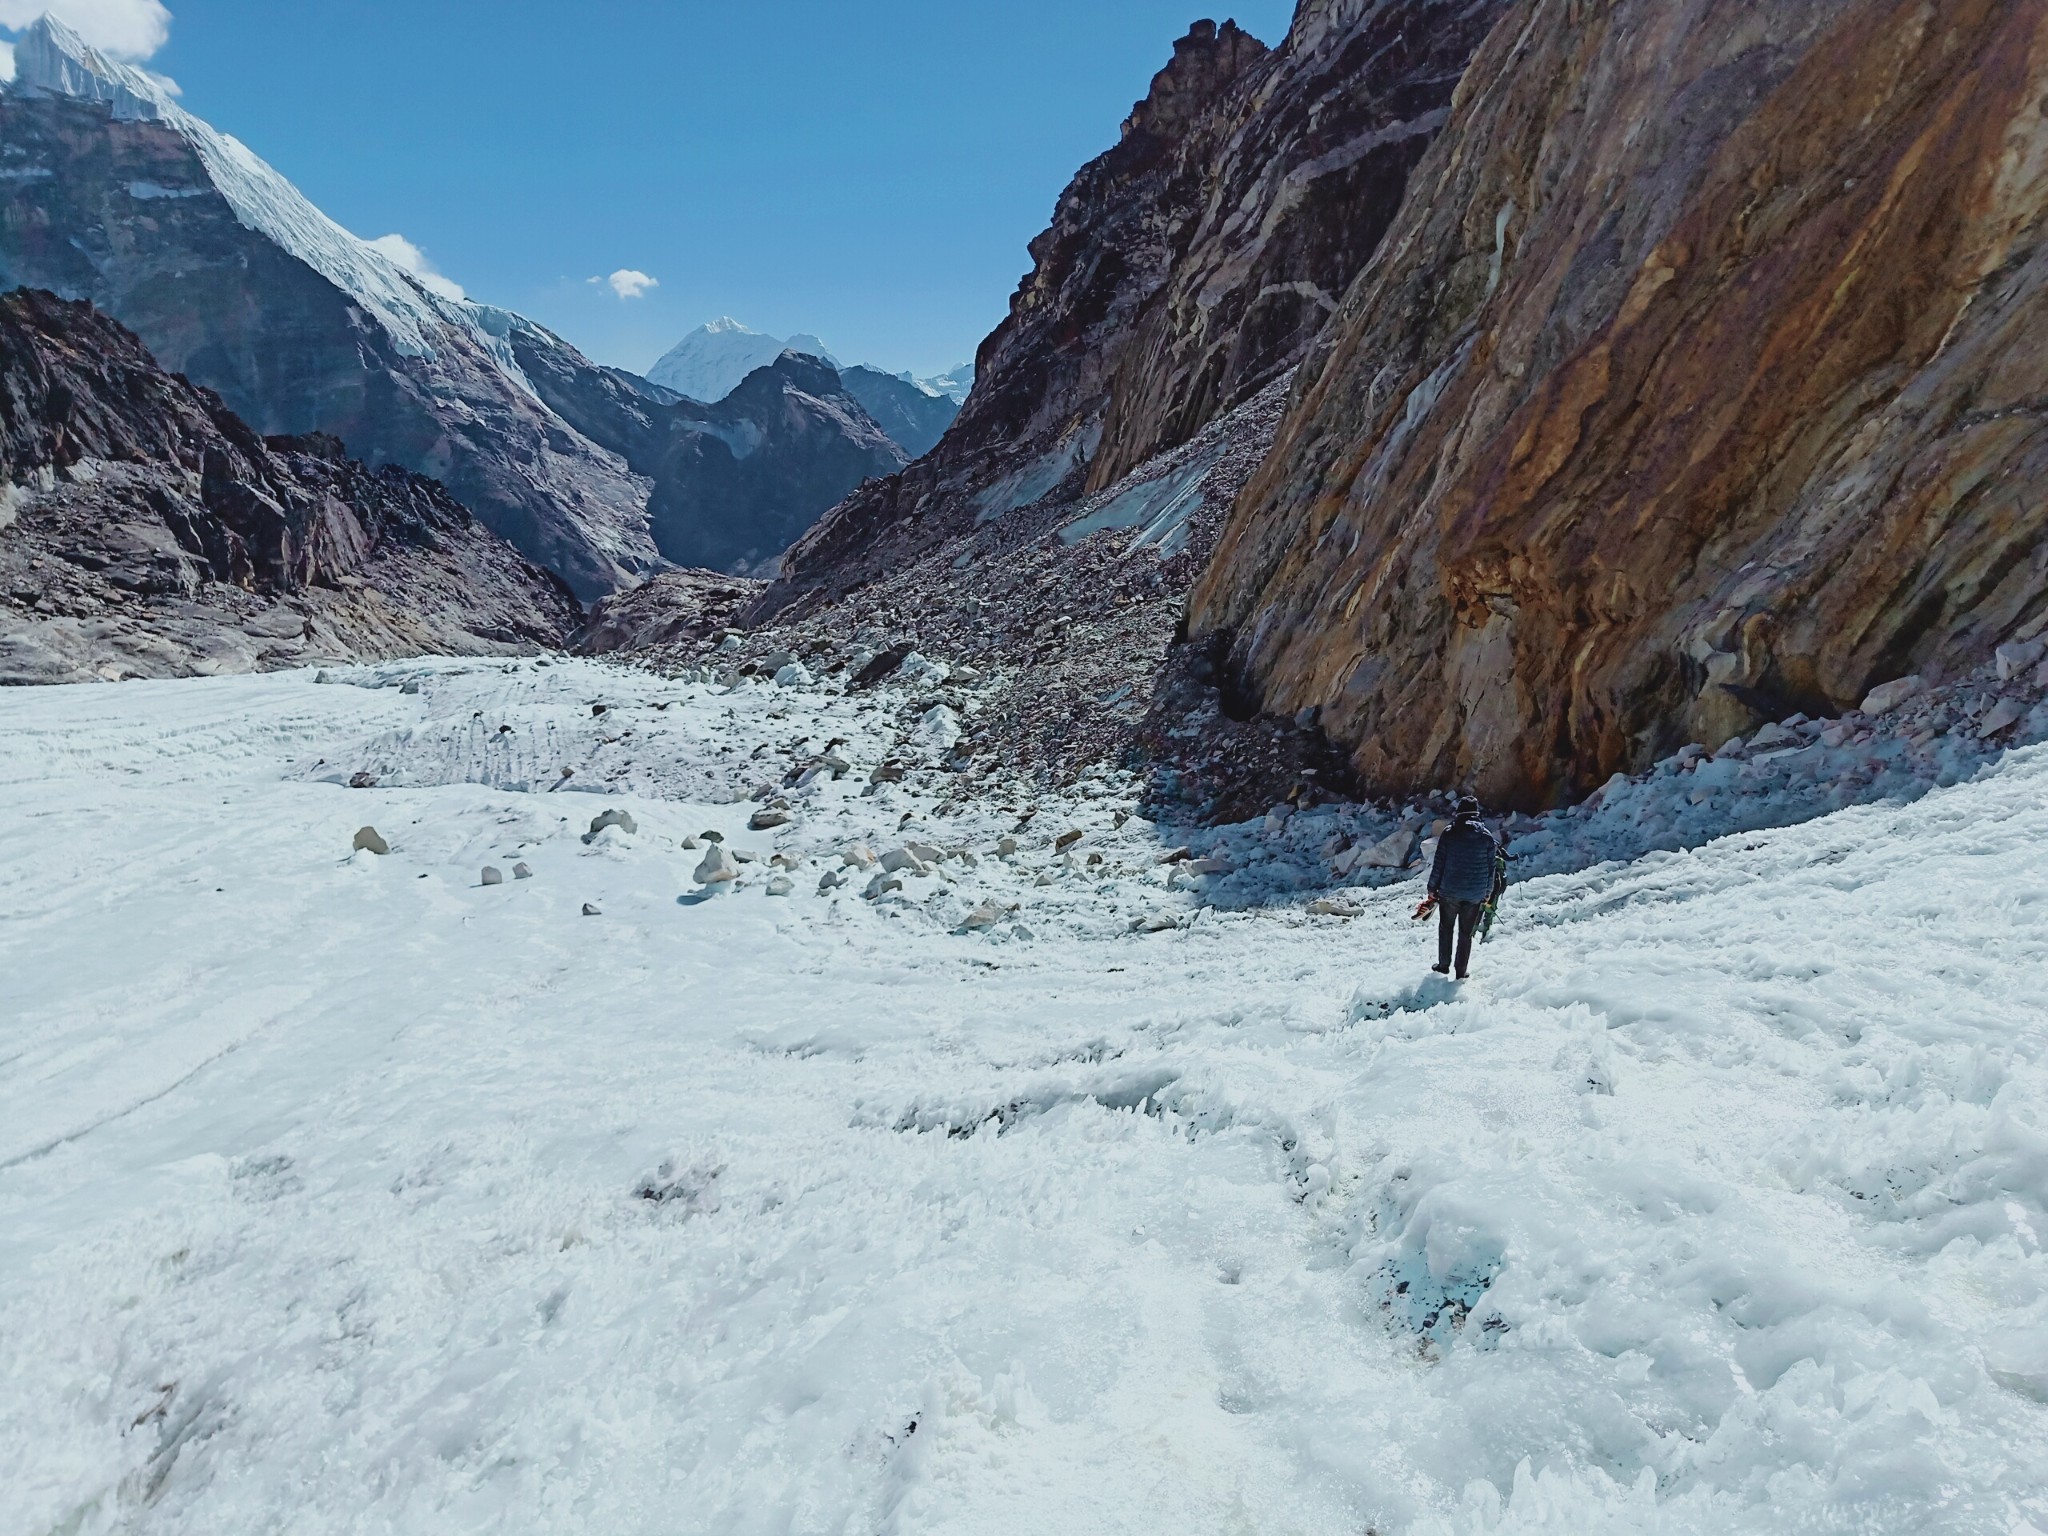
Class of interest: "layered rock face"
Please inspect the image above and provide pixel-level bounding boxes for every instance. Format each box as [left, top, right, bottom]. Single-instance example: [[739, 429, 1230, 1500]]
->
[[0, 290, 579, 683], [1088, 0, 1508, 491], [762, 2, 1501, 616], [1191, 0, 2048, 808]]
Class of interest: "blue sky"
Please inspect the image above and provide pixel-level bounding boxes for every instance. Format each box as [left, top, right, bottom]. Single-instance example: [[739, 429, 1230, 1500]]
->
[[37, 0, 1299, 378]]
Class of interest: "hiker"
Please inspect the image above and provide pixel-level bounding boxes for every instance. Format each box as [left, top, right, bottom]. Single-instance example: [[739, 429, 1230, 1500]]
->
[[1420, 793, 1503, 979]]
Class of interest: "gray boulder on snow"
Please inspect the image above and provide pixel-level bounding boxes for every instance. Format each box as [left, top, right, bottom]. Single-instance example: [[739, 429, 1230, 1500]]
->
[[1979, 698, 2025, 738], [694, 845, 739, 885], [1995, 638, 2047, 681], [1355, 817, 1423, 870], [353, 827, 389, 855], [961, 902, 1008, 931], [583, 809, 638, 842], [481, 866, 504, 886], [1861, 676, 1924, 716]]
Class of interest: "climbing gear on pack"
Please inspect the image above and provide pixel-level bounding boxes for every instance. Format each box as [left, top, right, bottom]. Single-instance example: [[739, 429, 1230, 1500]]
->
[[1479, 846, 1509, 942]]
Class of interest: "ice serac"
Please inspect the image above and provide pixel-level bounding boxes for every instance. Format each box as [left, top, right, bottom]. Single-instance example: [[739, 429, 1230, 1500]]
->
[[1190, 0, 2048, 809], [0, 17, 656, 602], [0, 290, 580, 683], [758, 2, 1507, 617]]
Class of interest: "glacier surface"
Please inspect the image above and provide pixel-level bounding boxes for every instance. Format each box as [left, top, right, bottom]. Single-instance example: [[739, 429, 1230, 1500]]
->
[[3, 658, 2046, 1533]]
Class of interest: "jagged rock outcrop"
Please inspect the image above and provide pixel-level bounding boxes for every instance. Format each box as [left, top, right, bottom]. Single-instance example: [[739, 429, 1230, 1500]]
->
[[759, 3, 1506, 617], [0, 290, 579, 683], [1191, 0, 2048, 809], [573, 569, 764, 655]]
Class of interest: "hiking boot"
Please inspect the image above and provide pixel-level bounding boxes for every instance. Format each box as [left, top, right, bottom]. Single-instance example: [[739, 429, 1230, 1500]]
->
[[1431, 963, 1450, 975]]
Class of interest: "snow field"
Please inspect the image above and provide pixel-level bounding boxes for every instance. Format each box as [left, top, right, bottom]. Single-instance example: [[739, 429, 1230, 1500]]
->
[[2, 659, 2045, 1534]]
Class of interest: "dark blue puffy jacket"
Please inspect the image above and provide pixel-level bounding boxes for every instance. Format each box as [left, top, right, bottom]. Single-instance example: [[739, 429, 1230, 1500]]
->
[[1429, 817, 1501, 904]]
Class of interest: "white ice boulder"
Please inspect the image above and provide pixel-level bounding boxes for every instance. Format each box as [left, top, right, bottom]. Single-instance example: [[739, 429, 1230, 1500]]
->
[[895, 652, 950, 687], [912, 705, 963, 752]]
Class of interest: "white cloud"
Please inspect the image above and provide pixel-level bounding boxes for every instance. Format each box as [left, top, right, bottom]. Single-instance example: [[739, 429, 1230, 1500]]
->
[[366, 233, 467, 303], [606, 269, 659, 301], [0, 0, 173, 61]]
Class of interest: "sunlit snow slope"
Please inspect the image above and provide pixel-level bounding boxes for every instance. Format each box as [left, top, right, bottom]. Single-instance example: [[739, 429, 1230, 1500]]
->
[[2, 661, 2045, 1535]]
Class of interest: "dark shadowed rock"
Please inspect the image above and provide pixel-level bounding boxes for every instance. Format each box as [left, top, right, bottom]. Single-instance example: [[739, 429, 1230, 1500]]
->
[[835, 367, 960, 459], [0, 289, 579, 683]]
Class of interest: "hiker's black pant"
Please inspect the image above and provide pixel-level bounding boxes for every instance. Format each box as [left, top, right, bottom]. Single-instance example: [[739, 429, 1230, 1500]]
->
[[1437, 898, 1484, 975]]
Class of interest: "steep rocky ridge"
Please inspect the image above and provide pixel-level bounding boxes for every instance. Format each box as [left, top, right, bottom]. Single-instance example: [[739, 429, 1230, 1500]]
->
[[837, 366, 959, 459], [759, 2, 1507, 618], [0, 18, 913, 600], [0, 18, 656, 601], [0, 290, 578, 684], [1192, 0, 2048, 809], [509, 340, 909, 578]]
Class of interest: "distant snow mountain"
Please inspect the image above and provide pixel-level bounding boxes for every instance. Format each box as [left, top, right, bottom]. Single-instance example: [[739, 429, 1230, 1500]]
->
[[650, 319, 973, 411], [837, 366, 960, 459], [920, 363, 975, 404], [649, 320, 969, 457], [648, 320, 838, 404]]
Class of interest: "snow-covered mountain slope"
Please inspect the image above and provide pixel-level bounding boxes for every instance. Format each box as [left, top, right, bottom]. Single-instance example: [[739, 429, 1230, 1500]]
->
[[0, 16, 657, 601], [921, 361, 974, 403], [8, 18, 467, 362], [4, 657, 2045, 1533], [648, 318, 968, 419], [0, 19, 917, 598]]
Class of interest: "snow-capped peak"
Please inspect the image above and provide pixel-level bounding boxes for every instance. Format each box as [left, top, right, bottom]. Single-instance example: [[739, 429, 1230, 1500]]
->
[[8, 14, 175, 120], [648, 320, 790, 402], [781, 333, 839, 367]]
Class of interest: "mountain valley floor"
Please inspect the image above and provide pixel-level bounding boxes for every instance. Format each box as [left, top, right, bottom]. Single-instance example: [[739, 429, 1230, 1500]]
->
[[3, 658, 2046, 1534]]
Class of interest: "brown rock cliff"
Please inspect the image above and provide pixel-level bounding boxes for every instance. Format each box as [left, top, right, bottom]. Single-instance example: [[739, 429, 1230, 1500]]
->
[[1191, 0, 2048, 808]]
